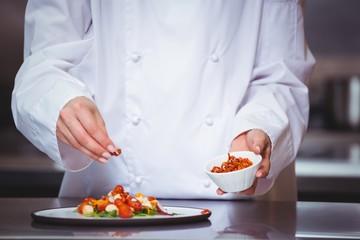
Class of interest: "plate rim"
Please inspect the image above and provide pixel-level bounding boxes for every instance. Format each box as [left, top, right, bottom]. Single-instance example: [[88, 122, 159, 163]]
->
[[31, 205, 212, 226]]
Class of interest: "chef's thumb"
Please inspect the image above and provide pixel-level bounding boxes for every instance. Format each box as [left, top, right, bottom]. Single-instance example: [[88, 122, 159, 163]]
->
[[252, 143, 271, 178]]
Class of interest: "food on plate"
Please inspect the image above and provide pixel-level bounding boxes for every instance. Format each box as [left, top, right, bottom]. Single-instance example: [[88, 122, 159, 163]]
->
[[77, 184, 172, 218], [210, 153, 253, 173], [201, 209, 210, 214]]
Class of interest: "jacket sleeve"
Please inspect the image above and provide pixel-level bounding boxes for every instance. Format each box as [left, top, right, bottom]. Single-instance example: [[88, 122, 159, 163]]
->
[[11, 0, 95, 171], [232, 0, 315, 195]]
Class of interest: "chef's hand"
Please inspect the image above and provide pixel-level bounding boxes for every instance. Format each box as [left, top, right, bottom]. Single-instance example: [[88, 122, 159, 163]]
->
[[56, 96, 118, 163], [217, 129, 271, 196]]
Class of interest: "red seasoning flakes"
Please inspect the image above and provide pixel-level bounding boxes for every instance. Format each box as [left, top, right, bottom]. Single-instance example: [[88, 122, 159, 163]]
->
[[110, 148, 122, 156], [211, 154, 253, 173]]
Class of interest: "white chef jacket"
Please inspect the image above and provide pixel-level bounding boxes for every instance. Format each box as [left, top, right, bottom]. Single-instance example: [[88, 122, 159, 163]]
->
[[12, 0, 315, 199]]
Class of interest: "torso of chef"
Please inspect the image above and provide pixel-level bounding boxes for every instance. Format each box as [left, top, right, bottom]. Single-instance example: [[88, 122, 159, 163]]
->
[[12, 0, 313, 199]]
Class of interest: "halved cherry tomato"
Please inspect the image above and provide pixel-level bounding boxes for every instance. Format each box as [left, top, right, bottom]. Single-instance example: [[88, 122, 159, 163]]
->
[[126, 196, 142, 211], [77, 204, 83, 214], [114, 201, 133, 218], [97, 202, 110, 212], [77, 203, 90, 214], [114, 198, 125, 205], [111, 185, 124, 195], [82, 197, 96, 205], [78, 198, 96, 214], [147, 196, 156, 201]]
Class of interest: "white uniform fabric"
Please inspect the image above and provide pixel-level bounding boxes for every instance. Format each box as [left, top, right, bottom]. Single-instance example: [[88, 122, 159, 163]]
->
[[12, 0, 315, 199]]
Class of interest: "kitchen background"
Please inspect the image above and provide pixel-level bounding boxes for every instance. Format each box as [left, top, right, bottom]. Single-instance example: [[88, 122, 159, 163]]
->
[[0, 0, 359, 202]]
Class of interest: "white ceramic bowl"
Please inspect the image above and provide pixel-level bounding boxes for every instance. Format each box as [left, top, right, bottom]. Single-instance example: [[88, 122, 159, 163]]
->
[[204, 151, 262, 193]]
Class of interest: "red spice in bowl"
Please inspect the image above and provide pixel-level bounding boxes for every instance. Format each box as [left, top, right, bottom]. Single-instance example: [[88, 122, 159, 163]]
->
[[211, 154, 253, 173]]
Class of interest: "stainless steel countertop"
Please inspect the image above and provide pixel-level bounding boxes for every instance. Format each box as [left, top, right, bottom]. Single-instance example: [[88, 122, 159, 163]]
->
[[0, 198, 359, 239]]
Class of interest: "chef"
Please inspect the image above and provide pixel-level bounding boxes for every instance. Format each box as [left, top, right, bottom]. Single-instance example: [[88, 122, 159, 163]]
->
[[12, 0, 315, 199]]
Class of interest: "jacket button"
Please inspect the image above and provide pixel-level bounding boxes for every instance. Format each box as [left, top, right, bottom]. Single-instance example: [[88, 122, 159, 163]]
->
[[202, 179, 211, 188], [210, 54, 219, 62], [205, 117, 214, 126], [131, 116, 141, 125], [135, 176, 143, 184], [131, 52, 141, 62]]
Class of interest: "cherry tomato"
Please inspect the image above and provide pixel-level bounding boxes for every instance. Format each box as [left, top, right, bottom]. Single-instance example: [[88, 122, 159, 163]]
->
[[126, 197, 142, 211], [147, 196, 156, 201], [115, 202, 133, 218], [77, 203, 88, 214], [77, 204, 83, 214], [82, 197, 96, 205], [114, 198, 125, 207], [111, 185, 124, 196], [97, 202, 110, 212]]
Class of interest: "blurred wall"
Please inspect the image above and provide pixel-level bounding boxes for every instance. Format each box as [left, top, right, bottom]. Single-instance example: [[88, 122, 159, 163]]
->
[[305, 0, 360, 129], [0, 0, 27, 130], [306, 0, 360, 83]]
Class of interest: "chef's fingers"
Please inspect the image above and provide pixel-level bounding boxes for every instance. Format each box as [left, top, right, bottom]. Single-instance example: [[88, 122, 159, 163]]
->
[[246, 129, 270, 153], [240, 179, 258, 195], [56, 120, 71, 146], [229, 132, 250, 152], [216, 188, 226, 195], [247, 129, 271, 178], [216, 179, 258, 196], [57, 120, 106, 162], [254, 143, 271, 178], [75, 104, 116, 153], [255, 146, 271, 178], [58, 98, 114, 162], [57, 112, 110, 163]]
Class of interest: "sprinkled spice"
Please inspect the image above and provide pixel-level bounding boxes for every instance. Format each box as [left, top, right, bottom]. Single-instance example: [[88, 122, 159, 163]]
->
[[211, 154, 253, 173]]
